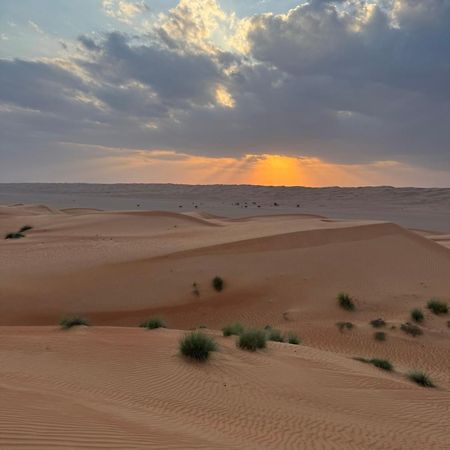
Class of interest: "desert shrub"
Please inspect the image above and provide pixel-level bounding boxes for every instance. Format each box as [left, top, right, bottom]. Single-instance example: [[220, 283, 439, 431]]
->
[[238, 329, 267, 351], [179, 332, 217, 361], [222, 323, 244, 337], [19, 225, 33, 232], [60, 315, 89, 329], [400, 322, 423, 337], [337, 292, 355, 311], [267, 328, 284, 342], [287, 332, 300, 345], [410, 308, 424, 323], [5, 232, 25, 240], [427, 298, 448, 315], [370, 318, 386, 328], [198, 324, 207, 329], [336, 321, 354, 332], [369, 358, 393, 371], [407, 371, 435, 388], [212, 276, 224, 292], [140, 317, 166, 329], [374, 331, 386, 341]]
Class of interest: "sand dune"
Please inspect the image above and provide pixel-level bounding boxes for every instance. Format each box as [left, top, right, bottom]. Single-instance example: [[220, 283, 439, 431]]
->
[[1, 204, 450, 449]]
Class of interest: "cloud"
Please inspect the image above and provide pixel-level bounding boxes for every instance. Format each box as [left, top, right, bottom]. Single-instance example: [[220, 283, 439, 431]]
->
[[102, 0, 149, 24], [1, 0, 450, 185]]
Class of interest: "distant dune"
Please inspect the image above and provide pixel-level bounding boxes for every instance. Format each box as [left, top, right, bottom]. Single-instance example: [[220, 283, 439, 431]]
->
[[1, 183, 450, 232], [1, 203, 450, 448]]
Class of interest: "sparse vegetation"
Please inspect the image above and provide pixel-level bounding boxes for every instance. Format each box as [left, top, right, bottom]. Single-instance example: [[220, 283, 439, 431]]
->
[[238, 329, 267, 351], [370, 318, 386, 328], [354, 357, 393, 371], [369, 358, 393, 371], [410, 308, 424, 323], [19, 225, 33, 233], [198, 324, 207, 329], [400, 322, 423, 337], [337, 292, 355, 311], [374, 331, 386, 341], [427, 298, 448, 315], [179, 332, 217, 361], [267, 328, 284, 342], [336, 321, 354, 332], [212, 276, 224, 292], [60, 315, 89, 329], [407, 371, 435, 388], [287, 332, 300, 345], [5, 232, 25, 240], [140, 317, 166, 329], [222, 322, 244, 337]]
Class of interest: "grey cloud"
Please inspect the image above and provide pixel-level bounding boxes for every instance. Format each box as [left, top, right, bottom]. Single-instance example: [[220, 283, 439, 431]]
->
[[1, 0, 450, 179]]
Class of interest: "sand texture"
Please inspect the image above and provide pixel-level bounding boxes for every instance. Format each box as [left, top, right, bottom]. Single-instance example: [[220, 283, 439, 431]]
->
[[1, 203, 450, 449]]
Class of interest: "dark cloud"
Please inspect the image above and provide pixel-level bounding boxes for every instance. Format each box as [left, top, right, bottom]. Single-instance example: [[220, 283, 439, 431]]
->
[[1, 0, 450, 181]]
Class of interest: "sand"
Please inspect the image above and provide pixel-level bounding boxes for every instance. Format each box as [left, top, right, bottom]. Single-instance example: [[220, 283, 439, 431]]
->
[[1, 201, 450, 449]]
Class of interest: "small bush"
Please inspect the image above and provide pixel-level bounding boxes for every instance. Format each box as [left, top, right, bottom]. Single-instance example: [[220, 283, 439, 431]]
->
[[267, 328, 284, 342], [60, 316, 89, 329], [407, 371, 435, 388], [140, 317, 166, 329], [222, 322, 244, 337], [5, 232, 25, 240], [287, 332, 300, 345], [212, 276, 224, 292], [19, 225, 33, 233], [179, 332, 217, 361], [400, 322, 422, 337], [336, 321, 354, 332], [370, 318, 386, 328], [374, 331, 386, 341], [369, 358, 393, 371], [410, 308, 424, 323], [337, 292, 355, 311], [238, 329, 267, 351], [427, 298, 448, 315]]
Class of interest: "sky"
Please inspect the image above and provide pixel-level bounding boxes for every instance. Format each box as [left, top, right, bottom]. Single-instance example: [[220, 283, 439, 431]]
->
[[1, 0, 450, 186]]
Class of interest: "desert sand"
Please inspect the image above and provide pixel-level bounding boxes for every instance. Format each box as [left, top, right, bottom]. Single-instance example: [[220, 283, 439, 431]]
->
[[1, 198, 450, 449]]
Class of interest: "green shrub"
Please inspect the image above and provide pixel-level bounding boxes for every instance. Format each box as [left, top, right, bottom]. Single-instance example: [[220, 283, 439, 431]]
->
[[238, 329, 267, 351], [407, 371, 435, 388], [370, 318, 386, 328], [179, 332, 217, 361], [60, 316, 89, 329], [267, 328, 284, 342], [400, 322, 422, 337], [5, 232, 25, 240], [410, 308, 424, 323], [337, 292, 355, 311], [212, 276, 224, 292], [336, 321, 354, 332], [287, 332, 300, 345], [427, 298, 448, 315], [140, 317, 166, 329], [222, 322, 244, 337], [19, 225, 33, 233], [369, 358, 393, 371], [374, 331, 386, 341]]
